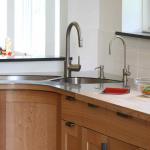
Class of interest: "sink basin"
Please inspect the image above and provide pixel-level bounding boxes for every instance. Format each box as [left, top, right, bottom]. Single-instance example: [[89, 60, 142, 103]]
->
[[0, 75, 60, 81], [52, 77, 121, 84]]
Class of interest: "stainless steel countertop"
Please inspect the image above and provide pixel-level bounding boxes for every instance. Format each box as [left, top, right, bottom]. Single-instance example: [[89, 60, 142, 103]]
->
[[1, 73, 150, 121], [0, 72, 135, 95]]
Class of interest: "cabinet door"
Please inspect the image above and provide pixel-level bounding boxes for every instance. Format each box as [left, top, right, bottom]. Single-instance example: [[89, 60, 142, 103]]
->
[[82, 128, 144, 150], [62, 120, 82, 150], [82, 127, 107, 150], [0, 91, 6, 150], [6, 90, 60, 150]]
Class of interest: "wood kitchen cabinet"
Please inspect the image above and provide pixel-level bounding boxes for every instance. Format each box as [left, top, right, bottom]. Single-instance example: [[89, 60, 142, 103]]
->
[[0, 91, 6, 150], [82, 128, 143, 150], [62, 95, 148, 150], [82, 127, 107, 150], [62, 120, 82, 150], [61, 122, 143, 150], [6, 90, 60, 150]]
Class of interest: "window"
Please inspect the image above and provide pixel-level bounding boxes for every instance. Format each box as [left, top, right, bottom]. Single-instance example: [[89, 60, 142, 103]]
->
[[0, 0, 7, 49], [14, 0, 46, 57], [122, 0, 150, 34], [0, 0, 60, 58], [142, 0, 150, 32], [122, 0, 142, 33]]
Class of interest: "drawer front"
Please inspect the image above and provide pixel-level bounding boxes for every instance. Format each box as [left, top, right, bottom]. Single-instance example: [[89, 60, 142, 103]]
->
[[62, 95, 150, 149]]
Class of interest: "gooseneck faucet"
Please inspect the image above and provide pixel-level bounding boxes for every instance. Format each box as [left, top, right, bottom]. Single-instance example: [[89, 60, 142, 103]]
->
[[109, 35, 131, 87], [64, 22, 83, 78]]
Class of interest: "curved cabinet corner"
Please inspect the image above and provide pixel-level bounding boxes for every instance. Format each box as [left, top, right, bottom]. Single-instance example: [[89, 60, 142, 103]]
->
[[5, 90, 60, 150], [0, 91, 6, 150]]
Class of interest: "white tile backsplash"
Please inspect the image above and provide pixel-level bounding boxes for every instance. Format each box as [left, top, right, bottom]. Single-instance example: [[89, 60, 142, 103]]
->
[[98, 0, 150, 79], [100, 35, 150, 78], [99, 32, 150, 78]]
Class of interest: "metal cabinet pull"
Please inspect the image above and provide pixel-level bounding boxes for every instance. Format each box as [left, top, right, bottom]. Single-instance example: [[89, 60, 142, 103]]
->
[[65, 121, 75, 127], [116, 112, 131, 119], [65, 96, 76, 101], [88, 103, 98, 108], [101, 143, 107, 150]]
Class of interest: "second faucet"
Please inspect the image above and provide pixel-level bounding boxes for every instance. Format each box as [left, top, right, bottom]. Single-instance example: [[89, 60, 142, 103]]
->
[[109, 35, 131, 87]]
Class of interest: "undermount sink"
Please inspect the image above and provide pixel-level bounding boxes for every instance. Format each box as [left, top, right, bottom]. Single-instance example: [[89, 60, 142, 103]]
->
[[0, 75, 60, 81], [52, 77, 122, 84]]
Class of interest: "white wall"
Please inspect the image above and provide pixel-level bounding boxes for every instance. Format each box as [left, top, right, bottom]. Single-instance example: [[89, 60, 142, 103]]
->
[[98, 0, 122, 75], [1, 0, 99, 74], [0, 0, 67, 75], [2, 0, 150, 79], [0, 61, 64, 74], [68, 0, 99, 71]]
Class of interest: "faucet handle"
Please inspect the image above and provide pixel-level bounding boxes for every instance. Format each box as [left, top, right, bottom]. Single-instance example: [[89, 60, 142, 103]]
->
[[95, 65, 105, 79], [68, 56, 81, 72], [95, 65, 104, 70], [79, 39, 83, 47], [78, 56, 80, 65], [127, 65, 131, 76], [124, 65, 131, 76]]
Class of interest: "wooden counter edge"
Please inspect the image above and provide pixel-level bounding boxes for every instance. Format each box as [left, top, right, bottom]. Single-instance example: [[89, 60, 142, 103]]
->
[[0, 84, 149, 123], [75, 93, 150, 123]]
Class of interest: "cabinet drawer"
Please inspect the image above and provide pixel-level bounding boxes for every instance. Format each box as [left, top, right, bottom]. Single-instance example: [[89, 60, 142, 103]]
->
[[62, 95, 150, 149]]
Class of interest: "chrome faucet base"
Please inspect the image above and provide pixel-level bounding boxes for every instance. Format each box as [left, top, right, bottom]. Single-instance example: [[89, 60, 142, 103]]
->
[[95, 65, 105, 80]]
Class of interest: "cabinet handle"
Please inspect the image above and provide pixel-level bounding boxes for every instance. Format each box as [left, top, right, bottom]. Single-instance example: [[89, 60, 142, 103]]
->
[[65, 121, 75, 127], [101, 143, 107, 150], [65, 96, 76, 101], [116, 112, 132, 119], [88, 103, 98, 108]]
